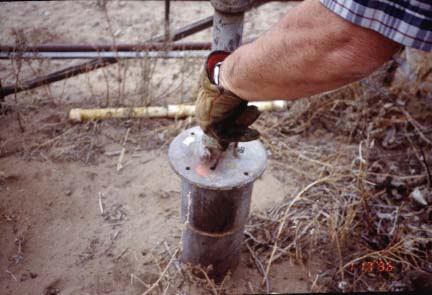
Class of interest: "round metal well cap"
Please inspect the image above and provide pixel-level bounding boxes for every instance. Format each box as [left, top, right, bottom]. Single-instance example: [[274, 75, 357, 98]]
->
[[168, 126, 267, 190]]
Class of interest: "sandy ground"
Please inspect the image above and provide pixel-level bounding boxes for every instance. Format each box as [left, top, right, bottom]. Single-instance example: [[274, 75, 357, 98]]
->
[[0, 1, 315, 294], [0, 147, 309, 294]]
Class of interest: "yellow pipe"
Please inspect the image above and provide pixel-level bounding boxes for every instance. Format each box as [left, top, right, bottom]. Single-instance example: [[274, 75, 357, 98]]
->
[[69, 101, 287, 122]]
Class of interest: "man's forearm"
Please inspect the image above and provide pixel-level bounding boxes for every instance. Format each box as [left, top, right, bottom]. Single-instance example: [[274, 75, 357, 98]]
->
[[219, 0, 402, 101]]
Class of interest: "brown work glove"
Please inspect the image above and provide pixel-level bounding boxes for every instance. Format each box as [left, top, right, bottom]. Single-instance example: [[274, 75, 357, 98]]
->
[[195, 51, 260, 150]]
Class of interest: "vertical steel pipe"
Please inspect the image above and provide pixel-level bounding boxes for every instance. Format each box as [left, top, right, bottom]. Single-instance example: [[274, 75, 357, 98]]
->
[[211, 10, 244, 51], [199, 0, 252, 156], [169, 126, 266, 280], [210, 0, 252, 51], [164, 0, 171, 41]]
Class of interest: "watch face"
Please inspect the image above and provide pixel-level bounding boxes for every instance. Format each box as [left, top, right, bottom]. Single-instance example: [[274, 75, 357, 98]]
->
[[213, 62, 222, 85]]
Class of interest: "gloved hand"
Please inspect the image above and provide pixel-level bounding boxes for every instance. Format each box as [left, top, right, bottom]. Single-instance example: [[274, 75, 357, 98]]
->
[[195, 51, 260, 150]]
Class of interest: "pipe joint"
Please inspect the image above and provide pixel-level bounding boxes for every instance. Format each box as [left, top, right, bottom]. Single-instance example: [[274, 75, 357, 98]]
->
[[210, 0, 253, 13]]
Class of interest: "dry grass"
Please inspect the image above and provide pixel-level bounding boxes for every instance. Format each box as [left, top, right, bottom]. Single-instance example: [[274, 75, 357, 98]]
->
[[240, 57, 432, 292]]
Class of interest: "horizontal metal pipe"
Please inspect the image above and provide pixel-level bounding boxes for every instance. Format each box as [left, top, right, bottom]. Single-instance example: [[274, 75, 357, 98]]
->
[[0, 15, 214, 100], [0, 51, 209, 59], [145, 0, 296, 3], [134, 0, 299, 1], [0, 58, 117, 98], [165, 15, 213, 42], [0, 42, 211, 53], [159, 0, 300, 2]]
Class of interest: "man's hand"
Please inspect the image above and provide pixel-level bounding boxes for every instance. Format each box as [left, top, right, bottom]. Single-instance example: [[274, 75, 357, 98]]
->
[[195, 51, 260, 151]]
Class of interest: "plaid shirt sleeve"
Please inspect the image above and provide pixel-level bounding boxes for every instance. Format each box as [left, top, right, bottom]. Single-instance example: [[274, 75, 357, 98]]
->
[[320, 0, 432, 52]]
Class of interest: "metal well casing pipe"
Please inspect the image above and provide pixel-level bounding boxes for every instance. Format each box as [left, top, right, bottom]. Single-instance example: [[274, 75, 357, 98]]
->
[[180, 180, 253, 278], [169, 126, 267, 280]]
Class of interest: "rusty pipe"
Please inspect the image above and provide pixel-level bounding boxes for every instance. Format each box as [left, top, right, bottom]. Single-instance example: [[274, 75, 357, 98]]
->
[[0, 42, 211, 53], [0, 15, 214, 100], [0, 51, 209, 60]]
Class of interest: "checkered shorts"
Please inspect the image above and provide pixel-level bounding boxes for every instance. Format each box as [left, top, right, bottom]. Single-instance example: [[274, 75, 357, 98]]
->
[[320, 0, 432, 52]]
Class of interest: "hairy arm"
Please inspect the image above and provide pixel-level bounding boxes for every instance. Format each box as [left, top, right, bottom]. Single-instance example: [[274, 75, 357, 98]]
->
[[219, 0, 402, 101]]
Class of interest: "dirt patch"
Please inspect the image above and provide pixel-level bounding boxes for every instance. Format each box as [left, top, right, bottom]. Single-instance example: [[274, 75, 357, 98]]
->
[[0, 139, 311, 294]]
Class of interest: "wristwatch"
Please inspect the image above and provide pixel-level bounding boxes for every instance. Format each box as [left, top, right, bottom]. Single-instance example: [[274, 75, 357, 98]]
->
[[212, 61, 239, 98], [213, 61, 223, 86]]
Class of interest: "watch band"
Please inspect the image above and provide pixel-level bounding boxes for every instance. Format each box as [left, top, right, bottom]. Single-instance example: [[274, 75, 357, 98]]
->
[[213, 61, 239, 98]]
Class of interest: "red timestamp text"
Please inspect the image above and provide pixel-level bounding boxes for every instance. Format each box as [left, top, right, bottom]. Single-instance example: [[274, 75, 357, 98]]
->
[[349, 260, 393, 273]]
